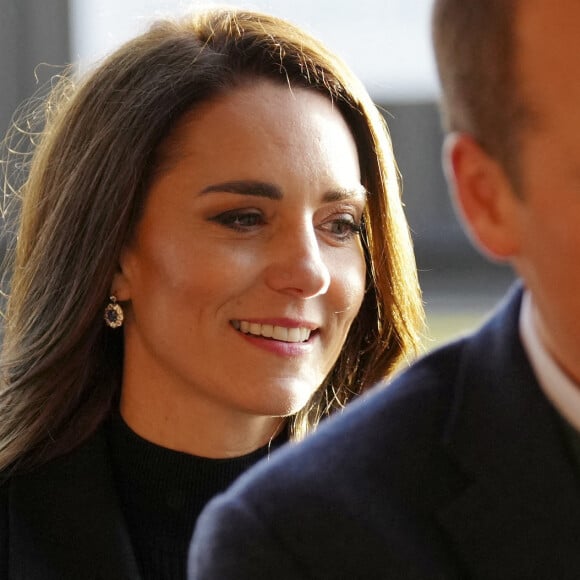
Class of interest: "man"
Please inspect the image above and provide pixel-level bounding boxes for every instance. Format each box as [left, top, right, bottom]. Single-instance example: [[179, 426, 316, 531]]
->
[[189, 0, 580, 577]]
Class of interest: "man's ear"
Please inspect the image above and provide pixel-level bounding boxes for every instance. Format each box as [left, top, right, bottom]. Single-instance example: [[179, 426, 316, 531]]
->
[[442, 132, 521, 261]]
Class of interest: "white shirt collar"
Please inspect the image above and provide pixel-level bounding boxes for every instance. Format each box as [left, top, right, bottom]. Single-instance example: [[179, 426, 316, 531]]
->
[[519, 290, 580, 431]]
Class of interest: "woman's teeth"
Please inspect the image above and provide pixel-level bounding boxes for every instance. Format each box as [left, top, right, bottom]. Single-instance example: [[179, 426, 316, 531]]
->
[[232, 320, 311, 343]]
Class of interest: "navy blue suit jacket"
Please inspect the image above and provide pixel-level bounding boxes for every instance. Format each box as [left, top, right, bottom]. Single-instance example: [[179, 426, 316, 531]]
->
[[189, 286, 580, 579]]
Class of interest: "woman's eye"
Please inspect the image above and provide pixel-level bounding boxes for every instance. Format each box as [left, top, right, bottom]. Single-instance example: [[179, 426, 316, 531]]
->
[[209, 210, 265, 231], [320, 216, 362, 241]]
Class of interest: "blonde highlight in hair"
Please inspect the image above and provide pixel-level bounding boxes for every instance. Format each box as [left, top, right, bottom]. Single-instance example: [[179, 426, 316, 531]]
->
[[0, 8, 424, 473]]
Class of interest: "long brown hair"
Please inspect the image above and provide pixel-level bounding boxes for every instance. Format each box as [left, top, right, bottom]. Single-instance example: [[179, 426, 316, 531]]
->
[[0, 8, 424, 474]]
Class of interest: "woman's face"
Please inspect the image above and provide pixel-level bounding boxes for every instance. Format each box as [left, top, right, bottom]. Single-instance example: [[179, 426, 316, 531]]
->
[[115, 79, 366, 431]]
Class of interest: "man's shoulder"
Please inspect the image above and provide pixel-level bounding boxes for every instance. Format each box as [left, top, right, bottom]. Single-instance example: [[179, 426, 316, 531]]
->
[[190, 338, 476, 580], [318, 336, 468, 449]]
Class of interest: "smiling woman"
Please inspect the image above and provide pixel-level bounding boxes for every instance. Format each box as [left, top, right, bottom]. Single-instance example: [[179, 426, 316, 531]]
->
[[116, 81, 368, 458], [0, 7, 424, 579]]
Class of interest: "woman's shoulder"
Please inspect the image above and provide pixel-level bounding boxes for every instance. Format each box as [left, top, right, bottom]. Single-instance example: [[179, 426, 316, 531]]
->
[[0, 426, 114, 566], [0, 426, 110, 513], [0, 471, 11, 510]]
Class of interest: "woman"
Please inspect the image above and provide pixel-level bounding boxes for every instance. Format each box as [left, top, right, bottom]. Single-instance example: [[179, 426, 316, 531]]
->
[[0, 8, 423, 579]]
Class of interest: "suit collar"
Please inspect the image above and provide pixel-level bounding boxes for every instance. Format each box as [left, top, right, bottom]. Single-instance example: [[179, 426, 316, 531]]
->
[[437, 284, 580, 578], [520, 290, 580, 431], [8, 427, 142, 580]]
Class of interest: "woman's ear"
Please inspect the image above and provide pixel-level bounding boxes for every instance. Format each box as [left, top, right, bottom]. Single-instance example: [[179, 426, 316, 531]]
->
[[442, 132, 522, 261], [110, 246, 133, 301]]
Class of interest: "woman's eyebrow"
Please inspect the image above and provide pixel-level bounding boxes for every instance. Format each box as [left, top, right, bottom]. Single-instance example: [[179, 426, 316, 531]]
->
[[323, 186, 369, 203], [200, 180, 282, 199], [200, 181, 368, 202]]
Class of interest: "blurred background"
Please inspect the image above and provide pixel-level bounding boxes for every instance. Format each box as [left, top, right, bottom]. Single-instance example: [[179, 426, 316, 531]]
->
[[0, 0, 515, 349]]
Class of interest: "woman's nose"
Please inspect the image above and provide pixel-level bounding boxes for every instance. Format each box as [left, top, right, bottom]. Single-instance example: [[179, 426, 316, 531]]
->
[[264, 226, 331, 298]]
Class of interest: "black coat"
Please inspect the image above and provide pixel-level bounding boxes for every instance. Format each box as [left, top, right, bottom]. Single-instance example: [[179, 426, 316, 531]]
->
[[0, 429, 142, 580], [190, 285, 580, 579]]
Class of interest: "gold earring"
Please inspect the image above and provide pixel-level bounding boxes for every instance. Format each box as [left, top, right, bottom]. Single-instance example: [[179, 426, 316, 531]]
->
[[104, 296, 124, 328]]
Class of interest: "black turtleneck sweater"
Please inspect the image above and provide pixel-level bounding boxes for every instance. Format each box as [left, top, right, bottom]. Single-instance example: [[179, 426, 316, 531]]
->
[[106, 414, 286, 580]]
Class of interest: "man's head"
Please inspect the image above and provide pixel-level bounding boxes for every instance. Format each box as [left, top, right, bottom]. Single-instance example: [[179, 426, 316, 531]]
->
[[433, 0, 580, 381], [432, 0, 530, 183]]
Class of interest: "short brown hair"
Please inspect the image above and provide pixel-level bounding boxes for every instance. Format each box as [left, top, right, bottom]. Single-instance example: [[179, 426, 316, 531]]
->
[[0, 8, 424, 473], [432, 0, 530, 180]]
